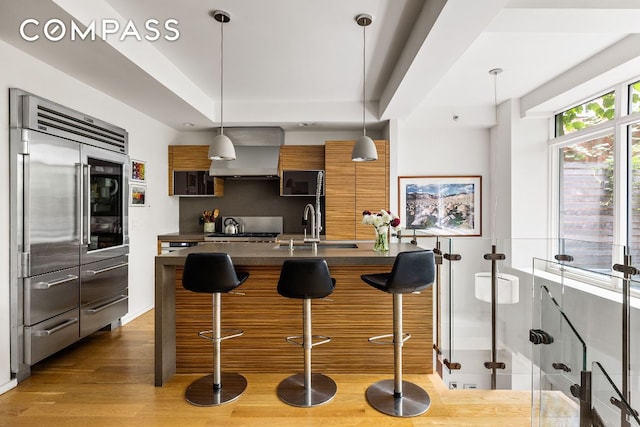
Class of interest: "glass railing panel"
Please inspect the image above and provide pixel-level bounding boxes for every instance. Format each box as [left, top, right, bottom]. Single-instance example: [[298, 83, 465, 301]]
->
[[532, 254, 640, 426], [437, 238, 551, 390], [412, 236, 445, 372], [592, 361, 640, 426], [557, 238, 620, 274], [613, 264, 640, 420], [632, 273, 640, 420], [443, 237, 494, 389], [533, 258, 587, 426], [496, 239, 541, 390]]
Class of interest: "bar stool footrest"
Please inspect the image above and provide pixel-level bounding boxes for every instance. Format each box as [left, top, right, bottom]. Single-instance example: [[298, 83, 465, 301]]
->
[[185, 372, 247, 407], [368, 333, 411, 345], [365, 379, 430, 417], [285, 334, 331, 347], [198, 328, 244, 342]]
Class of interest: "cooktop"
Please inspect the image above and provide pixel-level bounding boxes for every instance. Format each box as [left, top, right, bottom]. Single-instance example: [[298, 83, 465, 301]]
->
[[206, 232, 279, 238]]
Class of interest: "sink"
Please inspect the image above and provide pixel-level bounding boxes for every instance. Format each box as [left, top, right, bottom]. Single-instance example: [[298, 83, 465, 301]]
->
[[273, 242, 358, 250]]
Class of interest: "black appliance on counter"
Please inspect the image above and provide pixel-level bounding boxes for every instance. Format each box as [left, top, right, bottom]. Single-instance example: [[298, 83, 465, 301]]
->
[[9, 89, 129, 381]]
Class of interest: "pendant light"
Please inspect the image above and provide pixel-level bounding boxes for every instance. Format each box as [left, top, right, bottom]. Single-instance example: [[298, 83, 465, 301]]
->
[[208, 10, 236, 161], [351, 14, 378, 162]]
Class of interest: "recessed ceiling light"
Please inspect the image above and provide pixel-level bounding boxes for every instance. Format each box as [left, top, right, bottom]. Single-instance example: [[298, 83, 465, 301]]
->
[[297, 122, 315, 127], [183, 122, 195, 127]]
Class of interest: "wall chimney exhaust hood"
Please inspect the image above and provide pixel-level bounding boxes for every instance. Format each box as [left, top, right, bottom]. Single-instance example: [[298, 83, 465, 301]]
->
[[209, 127, 284, 177]]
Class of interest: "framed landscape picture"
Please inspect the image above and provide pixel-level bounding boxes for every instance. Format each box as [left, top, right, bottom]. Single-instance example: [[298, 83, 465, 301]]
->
[[398, 175, 482, 236]]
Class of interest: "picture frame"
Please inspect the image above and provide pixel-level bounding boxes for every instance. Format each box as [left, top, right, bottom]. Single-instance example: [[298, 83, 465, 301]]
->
[[130, 184, 147, 207], [131, 159, 146, 182], [398, 175, 482, 237]]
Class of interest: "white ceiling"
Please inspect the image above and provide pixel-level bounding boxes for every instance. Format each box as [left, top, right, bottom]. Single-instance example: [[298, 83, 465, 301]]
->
[[1, 0, 639, 131]]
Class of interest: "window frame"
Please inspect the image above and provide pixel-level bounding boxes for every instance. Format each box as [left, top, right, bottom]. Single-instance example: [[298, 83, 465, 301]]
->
[[549, 77, 640, 296]]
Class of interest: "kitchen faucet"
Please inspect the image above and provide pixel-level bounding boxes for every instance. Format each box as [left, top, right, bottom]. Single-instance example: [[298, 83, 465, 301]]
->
[[303, 203, 317, 242], [303, 171, 323, 243]]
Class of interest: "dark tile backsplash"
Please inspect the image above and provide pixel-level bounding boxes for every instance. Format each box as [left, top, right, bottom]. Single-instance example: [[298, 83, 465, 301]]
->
[[179, 178, 323, 234]]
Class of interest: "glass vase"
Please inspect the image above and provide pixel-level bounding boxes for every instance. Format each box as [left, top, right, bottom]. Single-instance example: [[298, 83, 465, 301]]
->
[[373, 230, 389, 252]]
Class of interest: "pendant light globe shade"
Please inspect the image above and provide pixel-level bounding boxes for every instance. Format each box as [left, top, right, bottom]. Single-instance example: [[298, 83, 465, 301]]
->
[[352, 135, 378, 161], [208, 133, 236, 160]]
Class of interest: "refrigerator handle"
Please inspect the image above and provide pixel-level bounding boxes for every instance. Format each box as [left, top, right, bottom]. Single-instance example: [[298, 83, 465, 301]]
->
[[81, 163, 91, 246]]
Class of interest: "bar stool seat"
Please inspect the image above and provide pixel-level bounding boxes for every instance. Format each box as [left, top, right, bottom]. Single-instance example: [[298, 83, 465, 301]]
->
[[276, 259, 336, 407], [181, 252, 249, 406], [360, 250, 436, 417]]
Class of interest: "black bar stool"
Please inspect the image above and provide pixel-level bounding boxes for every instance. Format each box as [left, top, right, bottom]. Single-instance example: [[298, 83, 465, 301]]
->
[[276, 259, 337, 407], [360, 250, 436, 417], [181, 253, 249, 406]]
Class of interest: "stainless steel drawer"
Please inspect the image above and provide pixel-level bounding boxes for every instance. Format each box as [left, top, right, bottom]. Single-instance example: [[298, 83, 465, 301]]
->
[[24, 267, 80, 326], [24, 308, 79, 365], [81, 255, 128, 305], [80, 293, 128, 338]]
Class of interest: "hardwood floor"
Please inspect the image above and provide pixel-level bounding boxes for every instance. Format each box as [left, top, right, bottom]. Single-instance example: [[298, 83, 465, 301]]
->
[[0, 310, 532, 426]]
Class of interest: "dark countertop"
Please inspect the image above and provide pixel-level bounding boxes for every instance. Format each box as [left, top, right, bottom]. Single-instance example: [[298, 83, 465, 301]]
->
[[157, 232, 209, 241], [157, 232, 325, 242], [155, 241, 421, 266]]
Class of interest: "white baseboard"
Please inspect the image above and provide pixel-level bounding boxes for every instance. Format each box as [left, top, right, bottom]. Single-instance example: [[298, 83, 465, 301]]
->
[[0, 378, 17, 395], [120, 304, 153, 326]]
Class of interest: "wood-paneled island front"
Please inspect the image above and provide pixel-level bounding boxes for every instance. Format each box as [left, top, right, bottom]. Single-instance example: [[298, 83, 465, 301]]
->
[[154, 241, 432, 386]]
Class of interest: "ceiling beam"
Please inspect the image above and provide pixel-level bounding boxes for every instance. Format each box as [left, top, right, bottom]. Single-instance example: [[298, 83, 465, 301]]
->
[[378, 0, 510, 121]]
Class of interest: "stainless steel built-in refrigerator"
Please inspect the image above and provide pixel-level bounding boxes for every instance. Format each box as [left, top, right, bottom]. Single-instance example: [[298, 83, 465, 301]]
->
[[9, 89, 129, 380]]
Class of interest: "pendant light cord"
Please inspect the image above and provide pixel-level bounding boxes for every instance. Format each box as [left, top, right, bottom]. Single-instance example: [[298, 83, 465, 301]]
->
[[219, 19, 225, 135], [362, 23, 367, 137]]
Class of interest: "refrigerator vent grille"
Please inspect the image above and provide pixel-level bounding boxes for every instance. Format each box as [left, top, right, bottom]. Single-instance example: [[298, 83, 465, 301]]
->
[[23, 95, 128, 154]]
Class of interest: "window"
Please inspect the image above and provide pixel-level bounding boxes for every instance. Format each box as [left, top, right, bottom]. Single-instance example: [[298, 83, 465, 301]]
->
[[553, 79, 640, 292], [555, 91, 615, 137], [559, 136, 614, 271], [628, 123, 640, 263], [630, 80, 640, 114]]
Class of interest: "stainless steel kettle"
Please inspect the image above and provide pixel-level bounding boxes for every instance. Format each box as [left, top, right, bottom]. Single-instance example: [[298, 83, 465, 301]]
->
[[224, 218, 239, 235]]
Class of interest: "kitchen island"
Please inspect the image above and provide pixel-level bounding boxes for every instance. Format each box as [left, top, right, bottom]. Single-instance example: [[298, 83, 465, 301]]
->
[[154, 241, 432, 386]]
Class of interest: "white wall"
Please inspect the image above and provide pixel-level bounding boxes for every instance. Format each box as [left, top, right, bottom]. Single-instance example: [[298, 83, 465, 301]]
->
[[394, 121, 490, 230], [0, 40, 180, 392], [509, 100, 549, 239]]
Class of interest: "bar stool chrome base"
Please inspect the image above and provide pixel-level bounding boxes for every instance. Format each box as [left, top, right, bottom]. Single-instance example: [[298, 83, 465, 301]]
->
[[185, 372, 247, 406], [277, 373, 337, 407], [366, 379, 431, 417]]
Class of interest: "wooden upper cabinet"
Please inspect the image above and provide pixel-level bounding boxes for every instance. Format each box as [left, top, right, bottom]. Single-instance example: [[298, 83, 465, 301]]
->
[[355, 140, 388, 240], [324, 141, 356, 240], [278, 145, 325, 172], [168, 145, 224, 196], [278, 145, 325, 196], [324, 140, 389, 240]]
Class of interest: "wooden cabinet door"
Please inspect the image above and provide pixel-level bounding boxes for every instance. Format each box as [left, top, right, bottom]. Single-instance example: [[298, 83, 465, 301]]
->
[[355, 140, 388, 240], [324, 141, 356, 240], [278, 145, 325, 195], [168, 145, 223, 196]]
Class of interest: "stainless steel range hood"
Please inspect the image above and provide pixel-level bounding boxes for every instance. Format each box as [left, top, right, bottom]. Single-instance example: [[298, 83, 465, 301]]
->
[[209, 127, 284, 177]]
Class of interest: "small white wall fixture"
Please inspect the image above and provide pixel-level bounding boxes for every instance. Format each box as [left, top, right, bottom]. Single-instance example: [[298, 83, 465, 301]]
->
[[474, 272, 519, 304]]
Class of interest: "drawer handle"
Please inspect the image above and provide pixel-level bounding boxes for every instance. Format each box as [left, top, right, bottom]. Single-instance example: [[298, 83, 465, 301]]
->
[[86, 295, 128, 314], [84, 262, 128, 276], [32, 274, 79, 290], [32, 318, 78, 337]]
